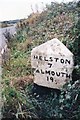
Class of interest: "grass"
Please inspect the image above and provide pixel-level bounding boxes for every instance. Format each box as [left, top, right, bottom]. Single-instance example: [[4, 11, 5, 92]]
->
[[2, 33, 80, 120], [2, 1, 80, 119]]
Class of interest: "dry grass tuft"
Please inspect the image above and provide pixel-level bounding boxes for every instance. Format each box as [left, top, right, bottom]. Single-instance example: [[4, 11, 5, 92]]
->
[[10, 75, 34, 89]]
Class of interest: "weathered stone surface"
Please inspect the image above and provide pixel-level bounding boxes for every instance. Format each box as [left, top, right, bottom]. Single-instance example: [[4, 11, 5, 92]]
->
[[31, 38, 74, 89], [0, 58, 3, 119]]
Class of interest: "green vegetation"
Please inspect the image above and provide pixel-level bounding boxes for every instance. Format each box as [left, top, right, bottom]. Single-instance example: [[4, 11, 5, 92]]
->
[[0, 20, 20, 28], [2, 1, 80, 120]]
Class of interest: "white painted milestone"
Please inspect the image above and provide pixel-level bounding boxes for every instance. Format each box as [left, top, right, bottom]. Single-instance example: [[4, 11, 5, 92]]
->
[[31, 38, 74, 89]]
